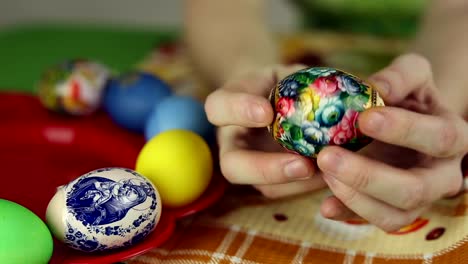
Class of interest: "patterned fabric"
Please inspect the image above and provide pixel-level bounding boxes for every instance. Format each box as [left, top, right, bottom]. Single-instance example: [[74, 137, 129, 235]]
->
[[132, 32, 468, 264], [126, 180, 468, 264]]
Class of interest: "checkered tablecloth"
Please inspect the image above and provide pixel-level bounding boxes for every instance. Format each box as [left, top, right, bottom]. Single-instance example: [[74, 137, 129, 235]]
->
[[126, 180, 468, 264]]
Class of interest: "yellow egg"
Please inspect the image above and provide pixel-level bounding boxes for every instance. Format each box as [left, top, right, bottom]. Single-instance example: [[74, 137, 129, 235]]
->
[[135, 130, 213, 208]]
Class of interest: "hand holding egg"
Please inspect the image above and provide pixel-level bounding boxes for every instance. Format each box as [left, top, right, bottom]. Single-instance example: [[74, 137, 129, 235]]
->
[[203, 65, 387, 198]]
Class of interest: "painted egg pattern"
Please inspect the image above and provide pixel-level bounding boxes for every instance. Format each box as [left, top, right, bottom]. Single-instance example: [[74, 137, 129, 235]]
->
[[38, 59, 110, 115], [46, 168, 161, 252], [268, 67, 384, 158]]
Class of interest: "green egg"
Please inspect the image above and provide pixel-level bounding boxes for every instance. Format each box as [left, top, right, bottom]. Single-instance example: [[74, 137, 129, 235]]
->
[[0, 199, 53, 264]]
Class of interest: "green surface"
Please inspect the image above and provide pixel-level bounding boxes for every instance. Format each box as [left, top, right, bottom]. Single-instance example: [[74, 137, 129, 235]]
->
[[0, 23, 176, 93]]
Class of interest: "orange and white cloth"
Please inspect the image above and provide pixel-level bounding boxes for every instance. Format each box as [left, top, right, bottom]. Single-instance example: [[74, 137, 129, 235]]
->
[[127, 175, 468, 264]]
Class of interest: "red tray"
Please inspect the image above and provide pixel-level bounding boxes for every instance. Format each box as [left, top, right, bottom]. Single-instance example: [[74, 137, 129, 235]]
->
[[0, 92, 227, 264]]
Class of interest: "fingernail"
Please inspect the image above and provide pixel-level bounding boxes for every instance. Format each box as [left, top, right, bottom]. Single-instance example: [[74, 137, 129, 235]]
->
[[249, 104, 266, 123], [319, 151, 343, 174], [364, 111, 385, 134], [284, 160, 311, 180]]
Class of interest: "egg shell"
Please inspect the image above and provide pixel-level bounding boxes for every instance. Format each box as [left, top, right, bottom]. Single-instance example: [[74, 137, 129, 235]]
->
[[37, 59, 111, 116], [136, 130, 213, 208], [46, 167, 162, 253], [144, 95, 214, 141], [103, 71, 173, 132], [0, 199, 53, 264], [268, 67, 385, 158]]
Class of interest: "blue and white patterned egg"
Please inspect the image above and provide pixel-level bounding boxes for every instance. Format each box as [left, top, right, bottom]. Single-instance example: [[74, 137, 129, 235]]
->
[[46, 168, 162, 252]]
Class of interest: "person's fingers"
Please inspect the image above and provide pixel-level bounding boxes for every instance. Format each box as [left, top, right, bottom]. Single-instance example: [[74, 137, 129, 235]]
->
[[205, 64, 308, 127], [205, 89, 274, 127], [254, 176, 327, 199], [368, 53, 435, 105], [320, 196, 360, 221], [417, 157, 465, 199], [321, 173, 425, 232], [317, 146, 456, 211], [358, 107, 468, 157], [220, 149, 316, 185]]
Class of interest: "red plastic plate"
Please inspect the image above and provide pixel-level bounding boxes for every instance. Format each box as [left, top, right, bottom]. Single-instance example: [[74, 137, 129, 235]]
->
[[0, 92, 227, 264]]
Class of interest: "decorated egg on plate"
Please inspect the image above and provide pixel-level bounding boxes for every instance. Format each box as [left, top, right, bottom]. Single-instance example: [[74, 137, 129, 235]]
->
[[37, 59, 111, 116], [268, 67, 385, 158], [46, 168, 161, 252], [136, 130, 213, 208], [103, 71, 173, 133], [144, 95, 214, 142]]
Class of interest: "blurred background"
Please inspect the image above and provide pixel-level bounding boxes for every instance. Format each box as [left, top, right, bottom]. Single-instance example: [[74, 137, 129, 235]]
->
[[0, 0, 298, 94], [0, 0, 298, 32], [0, 0, 428, 93], [0, 0, 426, 35]]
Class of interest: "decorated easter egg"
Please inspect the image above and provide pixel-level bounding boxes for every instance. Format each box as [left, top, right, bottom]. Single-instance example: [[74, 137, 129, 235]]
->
[[0, 199, 53, 264], [268, 67, 384, 158], [103, 71, 173, 132], [136, 130, 213, 208], [144, 95, 214, 142], [45, 168, 162, 252], [37, 59, 111, 115]]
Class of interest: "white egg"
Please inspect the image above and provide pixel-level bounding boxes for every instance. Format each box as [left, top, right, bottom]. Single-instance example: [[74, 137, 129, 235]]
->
[[46, 168, 162, 252]]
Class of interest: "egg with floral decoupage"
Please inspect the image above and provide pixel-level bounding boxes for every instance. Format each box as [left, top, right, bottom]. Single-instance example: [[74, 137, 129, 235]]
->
[[46, 168, 161, 252], [268, 67, 385, 158]]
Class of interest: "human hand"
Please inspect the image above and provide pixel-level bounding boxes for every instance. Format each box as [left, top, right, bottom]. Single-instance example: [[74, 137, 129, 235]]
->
[[317, 54, 468, 232], [205, 65, 328, 198]]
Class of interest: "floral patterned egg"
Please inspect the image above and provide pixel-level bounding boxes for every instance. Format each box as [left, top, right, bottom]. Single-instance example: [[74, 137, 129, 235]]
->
[[268, 67, 384, 158], [46, 168, 162, 252], [37, 59, 111, 116]]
